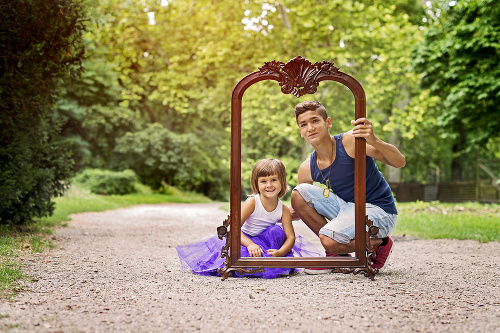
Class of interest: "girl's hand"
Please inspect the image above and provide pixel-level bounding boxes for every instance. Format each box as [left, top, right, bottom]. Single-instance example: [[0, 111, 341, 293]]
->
[[267, 249, 283, 257], [247, 244, 263, 257], [288, 206, 300, 221]]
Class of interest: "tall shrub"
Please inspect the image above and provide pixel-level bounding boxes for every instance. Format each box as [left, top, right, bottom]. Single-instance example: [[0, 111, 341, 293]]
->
[[75, 169, 137, 195], [0, 0, 85, 224]]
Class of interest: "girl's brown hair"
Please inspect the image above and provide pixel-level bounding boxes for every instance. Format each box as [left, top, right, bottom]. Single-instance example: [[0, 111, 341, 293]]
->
[[250, 159, 289, 198]]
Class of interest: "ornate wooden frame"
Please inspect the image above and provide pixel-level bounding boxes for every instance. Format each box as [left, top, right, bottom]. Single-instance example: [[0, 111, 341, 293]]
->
[[217, 56, 379, 280]]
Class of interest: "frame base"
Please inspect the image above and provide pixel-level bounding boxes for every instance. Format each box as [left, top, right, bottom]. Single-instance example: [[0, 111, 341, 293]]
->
[[217, 216, 382, 281]]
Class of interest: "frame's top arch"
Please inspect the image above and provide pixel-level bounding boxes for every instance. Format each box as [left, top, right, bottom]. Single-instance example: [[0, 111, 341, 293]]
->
[[231, 55, 365, 103]]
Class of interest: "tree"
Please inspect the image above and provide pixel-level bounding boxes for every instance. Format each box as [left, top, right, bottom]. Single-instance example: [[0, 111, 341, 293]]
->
[[70, 0, 266, 198], [413, 0, 500, 180], [55, 58, 127, 170], [238, 0, 426, 183], [0, 0, 85, 224], [82, 105, 145, 167]]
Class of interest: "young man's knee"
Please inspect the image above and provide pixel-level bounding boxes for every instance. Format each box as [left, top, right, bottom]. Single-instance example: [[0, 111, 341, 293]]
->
[[290, 190, 305, 208], [319, 234, 350, 253], [319, 234, 336, 247]]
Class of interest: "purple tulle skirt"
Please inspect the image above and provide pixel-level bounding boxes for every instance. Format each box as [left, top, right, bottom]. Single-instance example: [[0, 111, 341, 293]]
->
[[176, 224, 323, 279]]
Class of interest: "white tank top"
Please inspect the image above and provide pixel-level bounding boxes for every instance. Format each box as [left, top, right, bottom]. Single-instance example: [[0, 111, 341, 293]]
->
[[240, 194, 283, 236]]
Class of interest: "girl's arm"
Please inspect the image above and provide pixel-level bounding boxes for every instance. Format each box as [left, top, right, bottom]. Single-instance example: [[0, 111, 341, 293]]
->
[[240, 196, 263, 257], [267, 204, 295, 257]]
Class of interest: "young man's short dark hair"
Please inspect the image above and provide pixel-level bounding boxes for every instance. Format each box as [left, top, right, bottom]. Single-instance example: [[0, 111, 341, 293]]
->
[[294, 101, 328, 123]]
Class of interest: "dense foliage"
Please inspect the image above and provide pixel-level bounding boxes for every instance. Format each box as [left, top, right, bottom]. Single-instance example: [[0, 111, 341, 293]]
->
[[0, 0, 85, 224], [413, 0, 500, 180], [111, 123, 228, 199]]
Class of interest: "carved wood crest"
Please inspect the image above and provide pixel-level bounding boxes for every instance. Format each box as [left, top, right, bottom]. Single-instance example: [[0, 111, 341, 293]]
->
[[258, 56, 340, 97]]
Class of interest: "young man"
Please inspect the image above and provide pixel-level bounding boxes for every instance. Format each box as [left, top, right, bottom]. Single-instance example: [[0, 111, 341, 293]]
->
[[290, 101, 406, 274]]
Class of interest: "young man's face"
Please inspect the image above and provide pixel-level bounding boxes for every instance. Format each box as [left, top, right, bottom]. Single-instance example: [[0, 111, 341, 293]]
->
[[296, 110, 332, 143]]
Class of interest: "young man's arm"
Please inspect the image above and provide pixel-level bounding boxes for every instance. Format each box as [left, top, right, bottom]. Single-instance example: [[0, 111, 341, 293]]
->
[[289, 157, 314, 221], [345, 118, 406, 168], [297, 157, 314, 184]]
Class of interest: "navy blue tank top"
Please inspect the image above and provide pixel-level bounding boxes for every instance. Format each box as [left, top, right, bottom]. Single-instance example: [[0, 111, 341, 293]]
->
[[310, 133, 397, 215]]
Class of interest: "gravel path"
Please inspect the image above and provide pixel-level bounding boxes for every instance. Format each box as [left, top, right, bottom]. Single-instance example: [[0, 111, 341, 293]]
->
[[0, 203, 499, 332]]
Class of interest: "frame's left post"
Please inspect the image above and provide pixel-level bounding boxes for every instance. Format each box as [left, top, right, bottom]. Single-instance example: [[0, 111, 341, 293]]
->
[[230, 97, 242, 265]]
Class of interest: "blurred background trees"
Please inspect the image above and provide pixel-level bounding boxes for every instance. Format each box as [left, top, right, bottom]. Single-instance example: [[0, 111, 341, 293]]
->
[[2, 0, 499, 224]]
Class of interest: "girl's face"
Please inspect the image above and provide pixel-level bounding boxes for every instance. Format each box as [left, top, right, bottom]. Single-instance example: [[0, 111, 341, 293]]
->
[[257, 174, 282, 199]]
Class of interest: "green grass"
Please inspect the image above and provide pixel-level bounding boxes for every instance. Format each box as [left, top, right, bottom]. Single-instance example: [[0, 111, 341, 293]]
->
[[34, 183, 211, 231], [0, 259, 24, 298], [394, 201, 500, 242]]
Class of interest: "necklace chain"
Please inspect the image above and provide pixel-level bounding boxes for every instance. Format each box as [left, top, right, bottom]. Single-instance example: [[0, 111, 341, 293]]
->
[[318, 137, 334, 198]]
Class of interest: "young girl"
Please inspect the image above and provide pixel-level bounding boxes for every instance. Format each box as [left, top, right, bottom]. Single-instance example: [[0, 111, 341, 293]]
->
[[176, 158, 322, 278]]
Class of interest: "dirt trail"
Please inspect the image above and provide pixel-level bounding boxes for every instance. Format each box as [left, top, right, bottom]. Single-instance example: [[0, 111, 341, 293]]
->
[[0, 203, 499, 332]]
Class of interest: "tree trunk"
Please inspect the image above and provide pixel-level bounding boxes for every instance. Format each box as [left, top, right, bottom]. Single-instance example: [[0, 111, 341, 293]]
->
[[385, 135, 401, 183], [143, 103, 157, 123], [301, 140, 312, 161], [451, 126, 467, 181], [277, 4, 291, 30]]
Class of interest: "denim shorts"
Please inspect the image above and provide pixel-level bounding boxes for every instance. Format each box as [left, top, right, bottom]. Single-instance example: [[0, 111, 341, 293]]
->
[[294, 183, 397, 244]]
